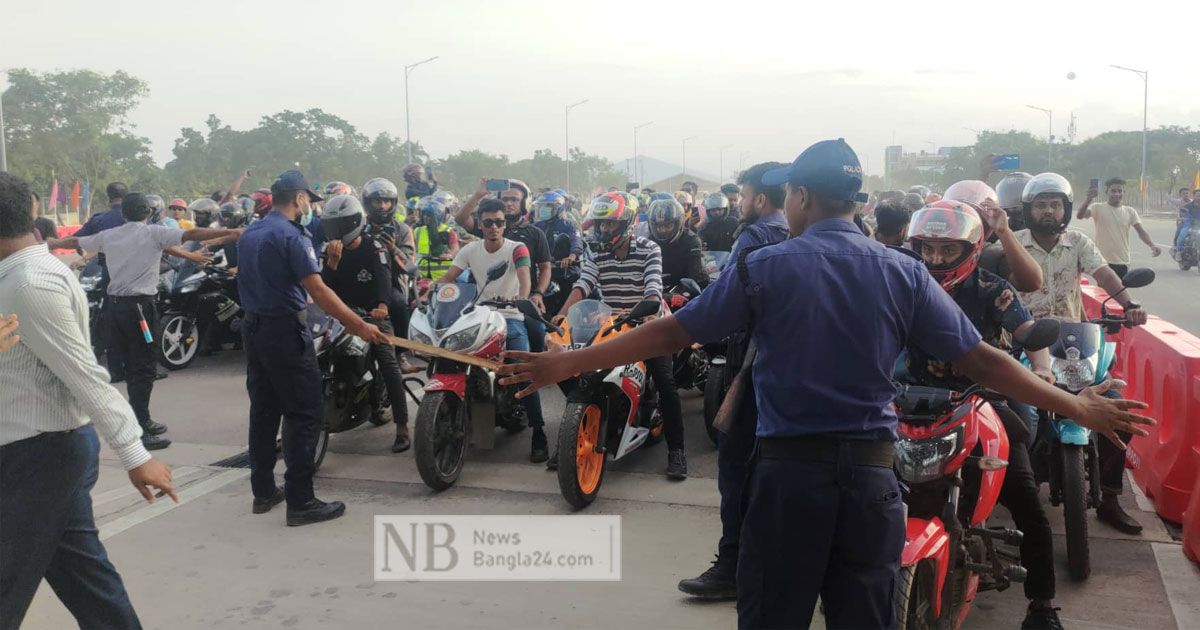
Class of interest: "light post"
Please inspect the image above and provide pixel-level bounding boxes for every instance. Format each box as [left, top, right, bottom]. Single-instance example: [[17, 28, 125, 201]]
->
[[719, 144, 733, 183], [1027, 105, 1053, 168], [403, 56, 439, 164], [680, 135, 698, 190], [633, 121, 653, 186], [1112, 65, 1149, 206], [564, 99, 589, 197]]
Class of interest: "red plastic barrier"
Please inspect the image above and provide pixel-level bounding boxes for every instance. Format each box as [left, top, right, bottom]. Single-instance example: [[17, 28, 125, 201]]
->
[[1184, 449, 1200, 563], [51, 224, 81, 255]]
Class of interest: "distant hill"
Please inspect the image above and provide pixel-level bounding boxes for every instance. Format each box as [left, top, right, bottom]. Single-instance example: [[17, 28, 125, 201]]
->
[[613, 156, 720, 186]]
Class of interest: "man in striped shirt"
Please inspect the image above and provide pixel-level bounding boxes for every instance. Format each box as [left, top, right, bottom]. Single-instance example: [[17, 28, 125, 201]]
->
[[549, 192, 687, 479], [0, 172, 177, 629]]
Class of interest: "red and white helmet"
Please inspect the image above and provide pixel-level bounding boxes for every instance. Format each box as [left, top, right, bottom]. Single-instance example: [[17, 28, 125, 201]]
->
[[908, 200, 986, 292]]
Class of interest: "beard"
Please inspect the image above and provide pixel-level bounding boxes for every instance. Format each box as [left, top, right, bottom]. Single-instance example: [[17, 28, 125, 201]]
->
[[1030, 215, 1061, 235]]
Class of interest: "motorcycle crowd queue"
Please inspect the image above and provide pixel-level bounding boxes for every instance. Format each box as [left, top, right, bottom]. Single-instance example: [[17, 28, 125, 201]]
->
[[10, 138, 1163, 630]]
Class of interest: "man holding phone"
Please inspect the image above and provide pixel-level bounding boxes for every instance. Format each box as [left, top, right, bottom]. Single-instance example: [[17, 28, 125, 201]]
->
[[1077, 177, 1161, 278], [403, 164, 438, 200]]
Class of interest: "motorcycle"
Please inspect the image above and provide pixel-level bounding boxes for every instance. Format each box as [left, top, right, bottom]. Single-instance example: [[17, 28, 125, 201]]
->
[[548, 298, 666, 509], [895, 319, 1059, 629], [665, 277, 711, 392], [156, 255, 243, 370], [544, 232, 580, 318], [1172, 223, 1200, 271], [79, 259, 108, 360], [698, 250, 734, 446], [408, 261, 560, 491], [1028, 267, 1155, 581]]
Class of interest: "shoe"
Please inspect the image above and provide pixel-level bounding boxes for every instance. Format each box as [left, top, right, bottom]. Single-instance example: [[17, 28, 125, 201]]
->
[[1097, 494, 1143, 535], [141, 434, 171, 450], [546, 450, 559, 471], [667, 449, 688, 480], [391, 425, 411, 453], [286, 498, 346, 527], [142, 420, 168, 436], [678, 553, 737, 600], [252, 487, 285, 514], [399, 356, 424, 375], [530, 428, 548, 463], [1021, 604, 1064, 630]]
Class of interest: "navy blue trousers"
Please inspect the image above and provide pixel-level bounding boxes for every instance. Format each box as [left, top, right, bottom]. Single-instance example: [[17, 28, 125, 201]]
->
[[717, 390, 758, 559]]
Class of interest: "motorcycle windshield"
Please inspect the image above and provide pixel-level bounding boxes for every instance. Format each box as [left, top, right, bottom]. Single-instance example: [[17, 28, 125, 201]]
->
[[567, 300, 612, 347], [703, 251, 731, 282], [430, 283, 477, 331], [1050, 322, 1101, 360]]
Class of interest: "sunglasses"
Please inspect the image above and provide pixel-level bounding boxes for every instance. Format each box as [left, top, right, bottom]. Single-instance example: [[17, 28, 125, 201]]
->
[[480, 218, 507, 228]]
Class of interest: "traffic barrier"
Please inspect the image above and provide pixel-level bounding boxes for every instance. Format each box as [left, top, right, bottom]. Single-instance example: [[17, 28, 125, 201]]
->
[[51, 224, 81, 255], [1184, 449, 1200, 563]]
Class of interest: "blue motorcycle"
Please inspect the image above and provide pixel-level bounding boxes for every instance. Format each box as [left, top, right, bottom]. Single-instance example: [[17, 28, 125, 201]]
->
[[1027, 267, 1154, 581]]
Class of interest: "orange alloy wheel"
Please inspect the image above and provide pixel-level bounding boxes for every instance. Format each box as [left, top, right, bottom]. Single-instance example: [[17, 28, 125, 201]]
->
[[576, 404, 604, 494]]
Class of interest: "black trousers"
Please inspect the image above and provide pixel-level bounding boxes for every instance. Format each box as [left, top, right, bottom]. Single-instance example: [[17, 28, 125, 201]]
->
[[1097, 387, 1131, 495], [737, 446, 904, 629], [369, 318, 408, 430], [0, 426, 141, 629], [717, 384, 758, 559], [1109, 263, 1128, 280], [994, 403, 1055, 601], [645, 355, 684, 450], [106, 296, 158, 428], [243, 312, 322, 507]]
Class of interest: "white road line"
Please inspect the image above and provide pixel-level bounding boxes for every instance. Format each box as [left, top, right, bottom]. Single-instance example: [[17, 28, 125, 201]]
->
[[1152, 542, 1200, 630], [91, 465, 205, 509], [99, 469, 248, 541], [1128, 470, 1155, 512]]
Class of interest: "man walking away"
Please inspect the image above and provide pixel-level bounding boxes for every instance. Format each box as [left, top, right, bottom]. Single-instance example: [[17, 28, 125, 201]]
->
[[1076, 177, 1160, 278]]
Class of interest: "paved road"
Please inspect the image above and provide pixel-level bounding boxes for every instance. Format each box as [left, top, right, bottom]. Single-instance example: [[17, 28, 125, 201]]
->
[[21, 219, 1200, 629]]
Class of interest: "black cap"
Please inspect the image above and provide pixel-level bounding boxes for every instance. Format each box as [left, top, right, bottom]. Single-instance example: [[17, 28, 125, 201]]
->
[[270, 170, 323, 202]]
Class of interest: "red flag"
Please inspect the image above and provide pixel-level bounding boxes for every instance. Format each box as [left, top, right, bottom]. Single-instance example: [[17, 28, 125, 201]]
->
[[48, 179, 59, 209], [70, 181, 81, 211]]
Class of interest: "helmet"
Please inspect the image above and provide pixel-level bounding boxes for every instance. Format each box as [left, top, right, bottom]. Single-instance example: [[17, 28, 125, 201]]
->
[[901, 193, 926, 213], [145, 195, 166, 223], [674, 191, 694, 207], [250, 189, 273, 217], [188, 198, 220, 227], [406, 196, 421, 212], [324, 181, 355, 197], [507, 179, 532, 214], [431, 190, 460, 213], [169, 198, 187, 210], [532, 191, 566, 222], [943, 180, 999, 209], [909, 185, 932, 198], [996, 172, 1034, 210], [403, 163, 424, 181], [1021, 173, 1074, 233], [702, 191, 729, 213], [321, 194, 366, 245], [908, 200, 986, 292], [217, 201, 248, 229], [585, 193, 633, 253], [647, 198, 686, 245], [924, 193, 942, 204], [416, 196, 448, 226], [238, 196, 255, 216], [362, 177, 400, 224]]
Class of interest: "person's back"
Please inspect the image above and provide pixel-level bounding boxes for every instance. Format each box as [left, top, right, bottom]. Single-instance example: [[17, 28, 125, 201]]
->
[[659, 229, 707, 288]]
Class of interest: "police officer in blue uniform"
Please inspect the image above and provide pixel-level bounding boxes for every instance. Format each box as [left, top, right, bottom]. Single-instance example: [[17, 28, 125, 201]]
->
[[498, 139, 1153, 629], [237, 170, 387, 527]]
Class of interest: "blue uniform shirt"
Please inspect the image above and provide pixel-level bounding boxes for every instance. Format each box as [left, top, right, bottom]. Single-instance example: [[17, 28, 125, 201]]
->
[[307, 214, 327, 253], [237, 211, 320, 316], [534, 216, 584, 258], [674, 218, 982, 440], [730, 210, 791, 261]]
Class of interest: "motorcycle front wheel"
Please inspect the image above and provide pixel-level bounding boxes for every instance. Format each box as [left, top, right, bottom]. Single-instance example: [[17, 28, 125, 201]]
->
[[157, 314, 200, 370], [1061, 443, 1091, 581], [414, 392, 466, 491], [557, 402, 608, 509], [894, 562, 935, 630]]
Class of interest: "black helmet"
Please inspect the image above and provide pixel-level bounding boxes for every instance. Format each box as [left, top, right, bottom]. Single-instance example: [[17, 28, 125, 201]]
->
[[362, 177, 400, 224], [647, 198, 686, 245], [217, 202, 248, 229], [188, 198, 220, 228]]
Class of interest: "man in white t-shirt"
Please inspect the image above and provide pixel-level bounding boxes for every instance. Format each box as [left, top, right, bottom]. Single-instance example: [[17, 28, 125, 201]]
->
[[1076, 177, 1161, 278], [435, 199, 548, 462]]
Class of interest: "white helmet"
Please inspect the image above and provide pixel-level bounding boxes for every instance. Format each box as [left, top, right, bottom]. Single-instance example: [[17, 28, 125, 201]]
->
[[1022, 173, 1074, 233]]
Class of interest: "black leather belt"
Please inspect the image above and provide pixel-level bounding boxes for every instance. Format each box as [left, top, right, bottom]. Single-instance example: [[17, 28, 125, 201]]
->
[[107, 294, 156, 302], [759, 436, 895, 468]]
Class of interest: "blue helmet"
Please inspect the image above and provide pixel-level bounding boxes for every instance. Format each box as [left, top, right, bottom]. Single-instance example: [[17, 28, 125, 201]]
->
[[532, 192, 567, 222]]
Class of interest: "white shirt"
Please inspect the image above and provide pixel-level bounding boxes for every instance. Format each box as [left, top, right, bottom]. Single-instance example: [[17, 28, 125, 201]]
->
[[451, 238, 530, 320], [0, 244, 150, 470], [1087, 203, 1141, 265], [77, 221, 183, 296]]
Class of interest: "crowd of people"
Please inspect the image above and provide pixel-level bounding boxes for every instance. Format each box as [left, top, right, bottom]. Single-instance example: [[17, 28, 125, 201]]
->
[[0, 135, 1164, 629]]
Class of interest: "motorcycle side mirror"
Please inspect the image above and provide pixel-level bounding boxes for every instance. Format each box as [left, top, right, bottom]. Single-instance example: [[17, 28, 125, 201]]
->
[[629, 300, 661, 320], [679, 278, 702, 296], [1119, 267, 1155, 289], [515, 300, 542, 321], [486, 261, 510, 282], [1015, 319, 1060, 352]]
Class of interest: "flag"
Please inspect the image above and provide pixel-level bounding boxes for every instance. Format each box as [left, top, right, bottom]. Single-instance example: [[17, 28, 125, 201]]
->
[[70, 180, 81, 211], [48, 179, 59, 210], [1193, 170, 1200, 191], [82, 182, 91, 214], [1139, 176, 1147, 195]]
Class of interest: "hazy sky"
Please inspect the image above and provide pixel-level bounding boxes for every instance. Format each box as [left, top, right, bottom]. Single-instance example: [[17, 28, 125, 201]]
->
[[4, 0, 1197, 179]]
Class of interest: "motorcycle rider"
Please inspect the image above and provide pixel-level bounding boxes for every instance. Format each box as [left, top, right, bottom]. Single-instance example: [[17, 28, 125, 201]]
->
[[1013, 172, 1149, 535], [947, 178, 1044, 293], [870, 202, 909, 246], [678, 161, 791, 600], [215, 201, 249, 271], [720, 183, 741, 219], [319, 195, 412, 453], [413, 197, 460, 280], [699, 192, 738, 252], [647, 198, 708, 289], [532, 191, 584, 317], [362, 177, 422, 379], [904, 200, 1063, 630], [403, 163, 437, 199], [1173, 187, 1200, 254], [434, 198, 548, 462], [188, 198, 219, 229], [549, 192, 688, 479]]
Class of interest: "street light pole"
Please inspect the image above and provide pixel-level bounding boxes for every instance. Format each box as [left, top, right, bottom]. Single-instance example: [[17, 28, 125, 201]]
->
[[403, 56, 439, 165], [1027, 105, 1053, 168], [0, 88, 7, 173], [564, 99, 589, 197], [680, 135, 698, 191], [1113, 65, 1149, 207], [633, 121, 653, 186], [719, 144, 733, 182]]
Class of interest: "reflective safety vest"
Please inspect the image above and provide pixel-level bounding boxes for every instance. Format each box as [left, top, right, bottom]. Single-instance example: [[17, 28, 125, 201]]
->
[[414, 224, 454, 280]]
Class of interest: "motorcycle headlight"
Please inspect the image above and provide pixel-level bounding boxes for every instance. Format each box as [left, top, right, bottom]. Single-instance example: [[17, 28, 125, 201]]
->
[[1051, 357, 1095, 392], [410, 329, 433, 347], [896, 427, 962, 485], [442, 325, 481, 352]]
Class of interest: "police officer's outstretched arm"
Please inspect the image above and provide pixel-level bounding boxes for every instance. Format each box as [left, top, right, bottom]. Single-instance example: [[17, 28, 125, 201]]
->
[[301, 274, 389, 344]]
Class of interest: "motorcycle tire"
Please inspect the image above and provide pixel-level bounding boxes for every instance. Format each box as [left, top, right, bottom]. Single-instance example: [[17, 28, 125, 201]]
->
[[156, 314, 200, 370], [313, 427, 330, 471], [702, 363, 729, 447], [413, 392, 466, 492], [894, 563, 935, 630], [557, 401, 608, 509], [1061, 444, 1091, 581]]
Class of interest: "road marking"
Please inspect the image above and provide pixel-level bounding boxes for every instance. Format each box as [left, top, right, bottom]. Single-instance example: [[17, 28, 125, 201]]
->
[[91, 465, 206, 509], [1152, 542, 1200, 629], [99, 468, 248, 541], [1128, 470, 1155, 512]]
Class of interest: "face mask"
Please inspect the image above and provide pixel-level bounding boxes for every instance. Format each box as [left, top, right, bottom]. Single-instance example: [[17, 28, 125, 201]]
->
[[300, 207, 314, 227]]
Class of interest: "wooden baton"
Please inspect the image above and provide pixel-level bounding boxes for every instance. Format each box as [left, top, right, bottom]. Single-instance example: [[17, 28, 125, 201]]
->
[[385, 335, 502, 372]]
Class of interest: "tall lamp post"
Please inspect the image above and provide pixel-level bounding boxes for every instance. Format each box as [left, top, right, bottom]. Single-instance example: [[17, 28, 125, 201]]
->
[[1112, 64, 1149, 206], [680, 135, 698, 191], [403, 56, 439, 165], [564, 99, 589, 197], [633, 121, 653, 186], [718, 144, 733, 183], [1026, 105, 1053, 168]]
